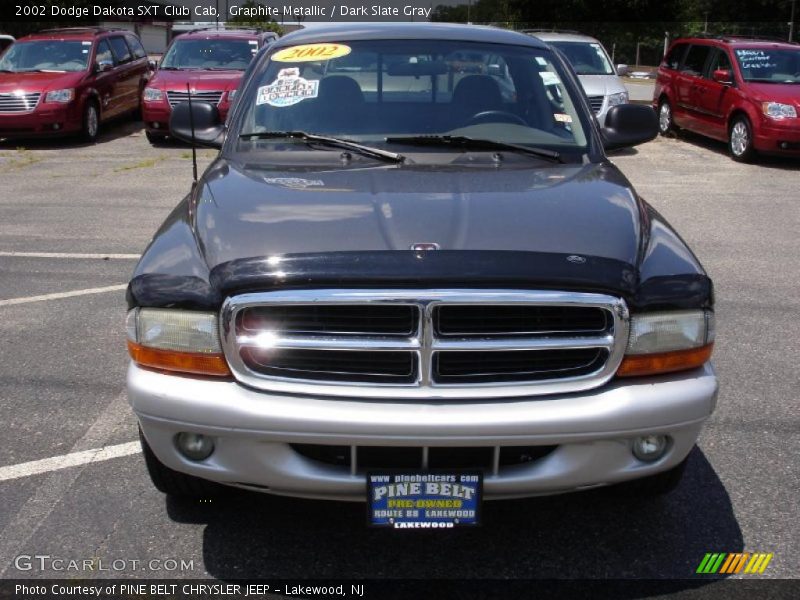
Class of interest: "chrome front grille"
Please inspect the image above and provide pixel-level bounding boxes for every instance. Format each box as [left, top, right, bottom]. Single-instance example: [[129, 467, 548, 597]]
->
[[0, 92, 41, 113], [166, 90, 223, 108], [587, 95, 604, 114], [220, 289, 629, 399]]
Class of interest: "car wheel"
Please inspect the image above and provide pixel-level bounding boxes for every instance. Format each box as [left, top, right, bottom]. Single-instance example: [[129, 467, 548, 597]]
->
[[81, 101, 100, 143], [145, 131, 166, 145], [613, 456, 688, 497], [139, 428, 224, 499], [729, 115, 755, 162], [658, 99, 676, 135]]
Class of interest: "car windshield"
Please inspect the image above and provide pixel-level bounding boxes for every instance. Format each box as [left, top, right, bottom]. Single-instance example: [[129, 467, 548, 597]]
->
[[161, 38, 258, 70], [734, 48, 800, 83], [549, 41, 614, 75], [0, 40, 90, 72], [238, 40, 589, 156]]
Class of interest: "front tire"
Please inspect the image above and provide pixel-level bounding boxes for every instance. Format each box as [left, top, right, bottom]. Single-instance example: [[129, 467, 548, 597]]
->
[[729, 115, 755, 162], [81, 101, 99, 143], [139, 428, 223, 499], [658, 98, 677, 135], [145, 130, 166, 145]]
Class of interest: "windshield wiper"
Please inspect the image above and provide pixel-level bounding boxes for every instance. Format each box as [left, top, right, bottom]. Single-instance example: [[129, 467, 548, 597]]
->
[[385, 135, 562, 162], [239, 131, 405, 163]]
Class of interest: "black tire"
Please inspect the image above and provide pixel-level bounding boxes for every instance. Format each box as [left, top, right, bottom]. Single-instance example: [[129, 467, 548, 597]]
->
[[81, 100, 100, 143], [657, 98, 677, 136], [614, 456, 688, 497], [729, 115, 756, 162], [139, 428, 223, 499], [145, 130, 167, 145]]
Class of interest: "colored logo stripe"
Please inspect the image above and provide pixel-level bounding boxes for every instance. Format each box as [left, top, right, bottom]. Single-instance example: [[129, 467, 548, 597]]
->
[[697, 552, 773, 574]]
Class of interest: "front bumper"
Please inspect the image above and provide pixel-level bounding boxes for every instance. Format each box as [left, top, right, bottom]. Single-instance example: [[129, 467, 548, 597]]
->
[[129, 362, 718, 501], [754, 119, 800, 154], [0, 104, 81, 137]]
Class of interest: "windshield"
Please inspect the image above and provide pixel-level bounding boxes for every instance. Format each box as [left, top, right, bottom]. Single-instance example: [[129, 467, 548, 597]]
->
[[549, 42, 614, 75], [734, 48, 800, 83], [161, 38, 258, 70], [238, 40, 588, 156], [0, 40, 90, 72]]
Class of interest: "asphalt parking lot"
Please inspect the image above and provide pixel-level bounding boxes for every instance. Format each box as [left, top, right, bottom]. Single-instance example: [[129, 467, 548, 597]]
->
[[0, 119, 798, 588]]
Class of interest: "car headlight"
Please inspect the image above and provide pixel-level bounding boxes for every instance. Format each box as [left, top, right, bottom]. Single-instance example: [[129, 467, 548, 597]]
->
[[607, 91, 629, 107], [45, 88, 74, 103], [617, 310, 714, 377], [228, 89, 238, 101], [762, 102, 797, 119], [143, 87, 163, 102], [126, 308, 230, 376]]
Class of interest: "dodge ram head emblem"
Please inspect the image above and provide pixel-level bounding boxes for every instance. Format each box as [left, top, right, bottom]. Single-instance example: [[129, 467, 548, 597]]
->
[[410, 243, 440, 251]]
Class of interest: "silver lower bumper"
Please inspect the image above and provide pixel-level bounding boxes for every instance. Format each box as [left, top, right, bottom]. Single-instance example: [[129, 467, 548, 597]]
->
[[128, 362, 718, 500]]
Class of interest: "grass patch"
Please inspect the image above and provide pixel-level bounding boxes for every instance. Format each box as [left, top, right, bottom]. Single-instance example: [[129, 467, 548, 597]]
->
[[113, 156, 164, 172], [0, 148, 42, 172]]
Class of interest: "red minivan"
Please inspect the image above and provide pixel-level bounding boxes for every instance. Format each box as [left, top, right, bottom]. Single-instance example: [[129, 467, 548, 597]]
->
[[0, 27, 150, 142], [653, 36, 800, 161], [142, 28, 276, 144]]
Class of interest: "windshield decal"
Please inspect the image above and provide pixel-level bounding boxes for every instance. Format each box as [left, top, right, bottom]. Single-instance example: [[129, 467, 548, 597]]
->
[[272, 43, 351, 63], [735, 49, 777, 70], [256, 68, 319, 107], [554, 113, 572, 123], [539, 71, 561, 86]]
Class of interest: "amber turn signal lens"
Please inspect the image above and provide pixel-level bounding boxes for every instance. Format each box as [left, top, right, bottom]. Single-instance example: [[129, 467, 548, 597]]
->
[[127, 341, 231, 377], [616, 343, 713, 377]]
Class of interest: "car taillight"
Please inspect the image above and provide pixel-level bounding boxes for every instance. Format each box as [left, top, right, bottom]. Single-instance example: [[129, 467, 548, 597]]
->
[[617, 310, 714, 377], [126, 308, 230, 376]]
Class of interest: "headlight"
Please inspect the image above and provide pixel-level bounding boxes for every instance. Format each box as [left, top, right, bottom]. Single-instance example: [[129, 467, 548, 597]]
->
[[762, 102, 797, 119], [45, 88, 74, 103], [607, 91, 629, 107], [228, 89, 238, 101], [617, 310, 714, 377], [126, 308, 230, 376], [143, 87, 163, 102]]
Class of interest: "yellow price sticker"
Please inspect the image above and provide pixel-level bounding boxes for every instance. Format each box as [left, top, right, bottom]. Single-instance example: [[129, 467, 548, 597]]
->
[[272, 43, 352, 63]]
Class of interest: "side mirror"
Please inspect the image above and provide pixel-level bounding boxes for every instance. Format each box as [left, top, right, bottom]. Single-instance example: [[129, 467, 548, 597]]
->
[[601, 104, 658, 151], [169, 101, 224, 148], [616, 64, 629, 76], [712, 68, 732, 84], [148, 59, 157, 71]]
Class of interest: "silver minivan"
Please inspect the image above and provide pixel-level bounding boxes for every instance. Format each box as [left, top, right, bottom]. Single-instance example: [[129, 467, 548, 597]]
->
[[528, 31, 629, 125]]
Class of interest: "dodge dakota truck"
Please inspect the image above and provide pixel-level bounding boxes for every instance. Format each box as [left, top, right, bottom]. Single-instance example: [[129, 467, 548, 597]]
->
[[126, 23, 717, 527]]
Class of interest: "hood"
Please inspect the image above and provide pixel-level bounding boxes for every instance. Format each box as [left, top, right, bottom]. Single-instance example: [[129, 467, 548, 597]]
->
[[194, 159, 642, 271], [742, 81, 800, 106], [576, 74, 626, 97], [0, 70, 84, 93], [150, 69, 243, 91]]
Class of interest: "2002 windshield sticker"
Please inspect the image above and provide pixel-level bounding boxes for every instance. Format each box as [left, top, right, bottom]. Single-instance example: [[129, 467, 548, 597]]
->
[[257, 68, 319, 108]]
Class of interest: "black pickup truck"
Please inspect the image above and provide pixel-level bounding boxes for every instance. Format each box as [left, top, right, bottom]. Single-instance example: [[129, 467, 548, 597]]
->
[[126, 24, 717, 528]]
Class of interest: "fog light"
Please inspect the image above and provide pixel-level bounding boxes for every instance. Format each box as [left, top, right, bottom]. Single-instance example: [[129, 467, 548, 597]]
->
[[52, 123, 60, 130], [175, 432, 214, 461], [632, 435, 668, 462], [152, 122, 160, 129]]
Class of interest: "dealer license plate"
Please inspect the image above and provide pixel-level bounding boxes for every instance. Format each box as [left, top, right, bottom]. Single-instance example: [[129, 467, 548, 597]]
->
[[367, 472, 482, 529]]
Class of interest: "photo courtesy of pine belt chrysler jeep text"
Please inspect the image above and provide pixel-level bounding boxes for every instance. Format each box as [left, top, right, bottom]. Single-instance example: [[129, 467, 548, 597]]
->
[[126, 23, 718, 528]]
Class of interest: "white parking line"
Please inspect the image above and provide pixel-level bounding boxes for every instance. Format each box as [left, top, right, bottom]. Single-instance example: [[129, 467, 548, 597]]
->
[[0, 284, 127, 307], [0, 251, 140, 259], [0, 442, 141, 483]]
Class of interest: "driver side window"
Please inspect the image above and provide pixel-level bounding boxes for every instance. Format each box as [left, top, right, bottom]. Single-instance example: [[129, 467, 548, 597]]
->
[[95, 39, 115, 69]]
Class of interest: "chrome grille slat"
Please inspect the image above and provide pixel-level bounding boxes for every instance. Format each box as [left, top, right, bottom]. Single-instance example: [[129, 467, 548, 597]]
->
[[166, 90, 223, 108], [587, 95, 604, 113], [0, 92, 41, 113], [221, 289, 630, 399]]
